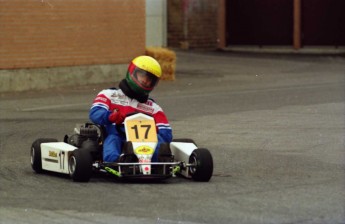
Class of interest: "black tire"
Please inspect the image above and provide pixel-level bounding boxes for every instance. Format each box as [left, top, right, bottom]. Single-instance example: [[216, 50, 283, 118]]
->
[[31, 138, 58, 173], [189, 148, 213, 182], [68, 149, 93, 182]]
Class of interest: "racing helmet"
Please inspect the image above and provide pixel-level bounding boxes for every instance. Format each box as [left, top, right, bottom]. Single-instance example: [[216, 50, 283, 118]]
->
[[126, 56, 162, 95]]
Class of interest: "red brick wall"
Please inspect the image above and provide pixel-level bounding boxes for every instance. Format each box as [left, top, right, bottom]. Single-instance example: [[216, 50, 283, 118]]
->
[[167, 0, 184, 48], [0, 0, 145, 69], [168, 0, 219, 49]]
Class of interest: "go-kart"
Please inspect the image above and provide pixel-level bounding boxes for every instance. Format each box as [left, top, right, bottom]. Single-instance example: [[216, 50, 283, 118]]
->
[[30, 113, 213, 182]]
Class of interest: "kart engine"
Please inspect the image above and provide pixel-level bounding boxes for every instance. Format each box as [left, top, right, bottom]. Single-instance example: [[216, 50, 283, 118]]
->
[[66, 124, 99, 148]]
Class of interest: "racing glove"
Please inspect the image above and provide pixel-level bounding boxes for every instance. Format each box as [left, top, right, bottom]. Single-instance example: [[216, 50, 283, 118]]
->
[[108, 109, 125, 125]]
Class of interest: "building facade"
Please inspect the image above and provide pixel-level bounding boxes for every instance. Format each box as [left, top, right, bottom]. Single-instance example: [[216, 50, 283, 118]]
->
[[0, 0, 147, 92], [0, 0, 146, 69], [168, 0, 345, 49]]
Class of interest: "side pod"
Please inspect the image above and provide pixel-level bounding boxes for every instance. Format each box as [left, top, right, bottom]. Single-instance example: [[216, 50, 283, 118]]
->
[[170, 141, 197, 178], [41, 142, 77, 174]]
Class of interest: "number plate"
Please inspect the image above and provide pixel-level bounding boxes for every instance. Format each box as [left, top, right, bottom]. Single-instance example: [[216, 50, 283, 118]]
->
[[125, 120, 158, 142]]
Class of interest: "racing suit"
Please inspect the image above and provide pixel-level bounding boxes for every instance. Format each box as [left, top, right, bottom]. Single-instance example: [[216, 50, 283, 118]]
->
[[89, 88, 173, 162]]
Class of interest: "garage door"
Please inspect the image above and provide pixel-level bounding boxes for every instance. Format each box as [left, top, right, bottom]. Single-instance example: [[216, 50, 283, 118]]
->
[[302, 0, 345, 46], [227, 0, 293, 45]]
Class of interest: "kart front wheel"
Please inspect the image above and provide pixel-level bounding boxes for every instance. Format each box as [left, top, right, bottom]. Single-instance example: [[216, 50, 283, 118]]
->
[[31, 138, 58, 173], [69, 149, 93, 182], [189, 148, 213, 182]]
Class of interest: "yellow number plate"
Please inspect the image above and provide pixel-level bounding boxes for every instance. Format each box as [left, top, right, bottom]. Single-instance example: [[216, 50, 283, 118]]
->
[[125, 120, 158, 142]]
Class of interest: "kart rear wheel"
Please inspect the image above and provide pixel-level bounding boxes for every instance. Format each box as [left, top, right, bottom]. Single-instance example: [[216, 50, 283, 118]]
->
[[69, 149, 93, 182], [31, 138, 58, 173], [189, 148, 213, 182]]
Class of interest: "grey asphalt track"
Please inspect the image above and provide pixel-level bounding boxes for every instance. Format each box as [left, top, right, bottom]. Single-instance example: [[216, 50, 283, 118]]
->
[[1, 50, 344, 224]]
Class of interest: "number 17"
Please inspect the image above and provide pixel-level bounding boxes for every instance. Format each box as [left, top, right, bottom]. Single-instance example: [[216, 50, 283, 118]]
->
[[131, 124, 151, 139]]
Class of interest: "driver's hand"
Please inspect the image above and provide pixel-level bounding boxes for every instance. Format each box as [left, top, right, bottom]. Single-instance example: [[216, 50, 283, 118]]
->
[[108, 109, 125, 125]]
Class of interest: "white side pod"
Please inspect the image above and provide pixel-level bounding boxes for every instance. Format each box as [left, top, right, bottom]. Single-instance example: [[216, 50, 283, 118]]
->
[[170, 142, 198, 178], [41, 142, 77, 174]]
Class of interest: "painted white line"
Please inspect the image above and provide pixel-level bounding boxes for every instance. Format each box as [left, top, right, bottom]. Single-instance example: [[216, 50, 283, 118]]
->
[[20, 103, 89, 112]]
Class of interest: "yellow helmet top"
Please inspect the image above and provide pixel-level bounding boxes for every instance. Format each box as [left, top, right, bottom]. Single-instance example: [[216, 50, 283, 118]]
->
[[125, 55, 162, 96], [132, 56, 162, 78]]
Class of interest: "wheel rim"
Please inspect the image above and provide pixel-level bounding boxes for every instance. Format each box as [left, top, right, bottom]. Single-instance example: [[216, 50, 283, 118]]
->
[[69, 156, 76, 174], [189, 154, 197, 175], [30, 147, 35, 166]]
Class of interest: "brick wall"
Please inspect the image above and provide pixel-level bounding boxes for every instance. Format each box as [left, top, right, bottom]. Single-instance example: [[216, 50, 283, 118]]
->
[[0, 0, 145, 69], [168, 0, 219, 49], [167, 0, 184, 48]]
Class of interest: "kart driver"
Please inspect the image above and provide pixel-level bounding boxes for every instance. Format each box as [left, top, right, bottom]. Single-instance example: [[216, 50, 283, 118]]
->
[[89, 55, 173, 162]]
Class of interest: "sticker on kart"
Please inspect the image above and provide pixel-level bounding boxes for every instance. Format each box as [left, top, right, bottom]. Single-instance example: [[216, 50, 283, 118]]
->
[[134, 145, 154, 155], [125, 119, 157, 142]]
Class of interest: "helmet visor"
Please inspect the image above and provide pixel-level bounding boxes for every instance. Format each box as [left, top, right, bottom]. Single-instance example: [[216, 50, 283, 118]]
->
[[132, 68, 159, 90]]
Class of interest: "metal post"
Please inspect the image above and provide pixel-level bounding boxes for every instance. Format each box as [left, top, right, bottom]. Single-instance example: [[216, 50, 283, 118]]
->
[[293, 0, 302, 49], [217, 0, 226, 49]]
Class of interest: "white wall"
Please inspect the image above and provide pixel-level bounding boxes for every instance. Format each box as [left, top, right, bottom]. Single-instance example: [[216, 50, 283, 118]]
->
[[146, 0, 167, 47]]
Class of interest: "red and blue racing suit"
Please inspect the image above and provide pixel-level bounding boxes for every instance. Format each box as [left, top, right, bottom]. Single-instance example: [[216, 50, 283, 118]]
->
[[89, 88, 173, 162]]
